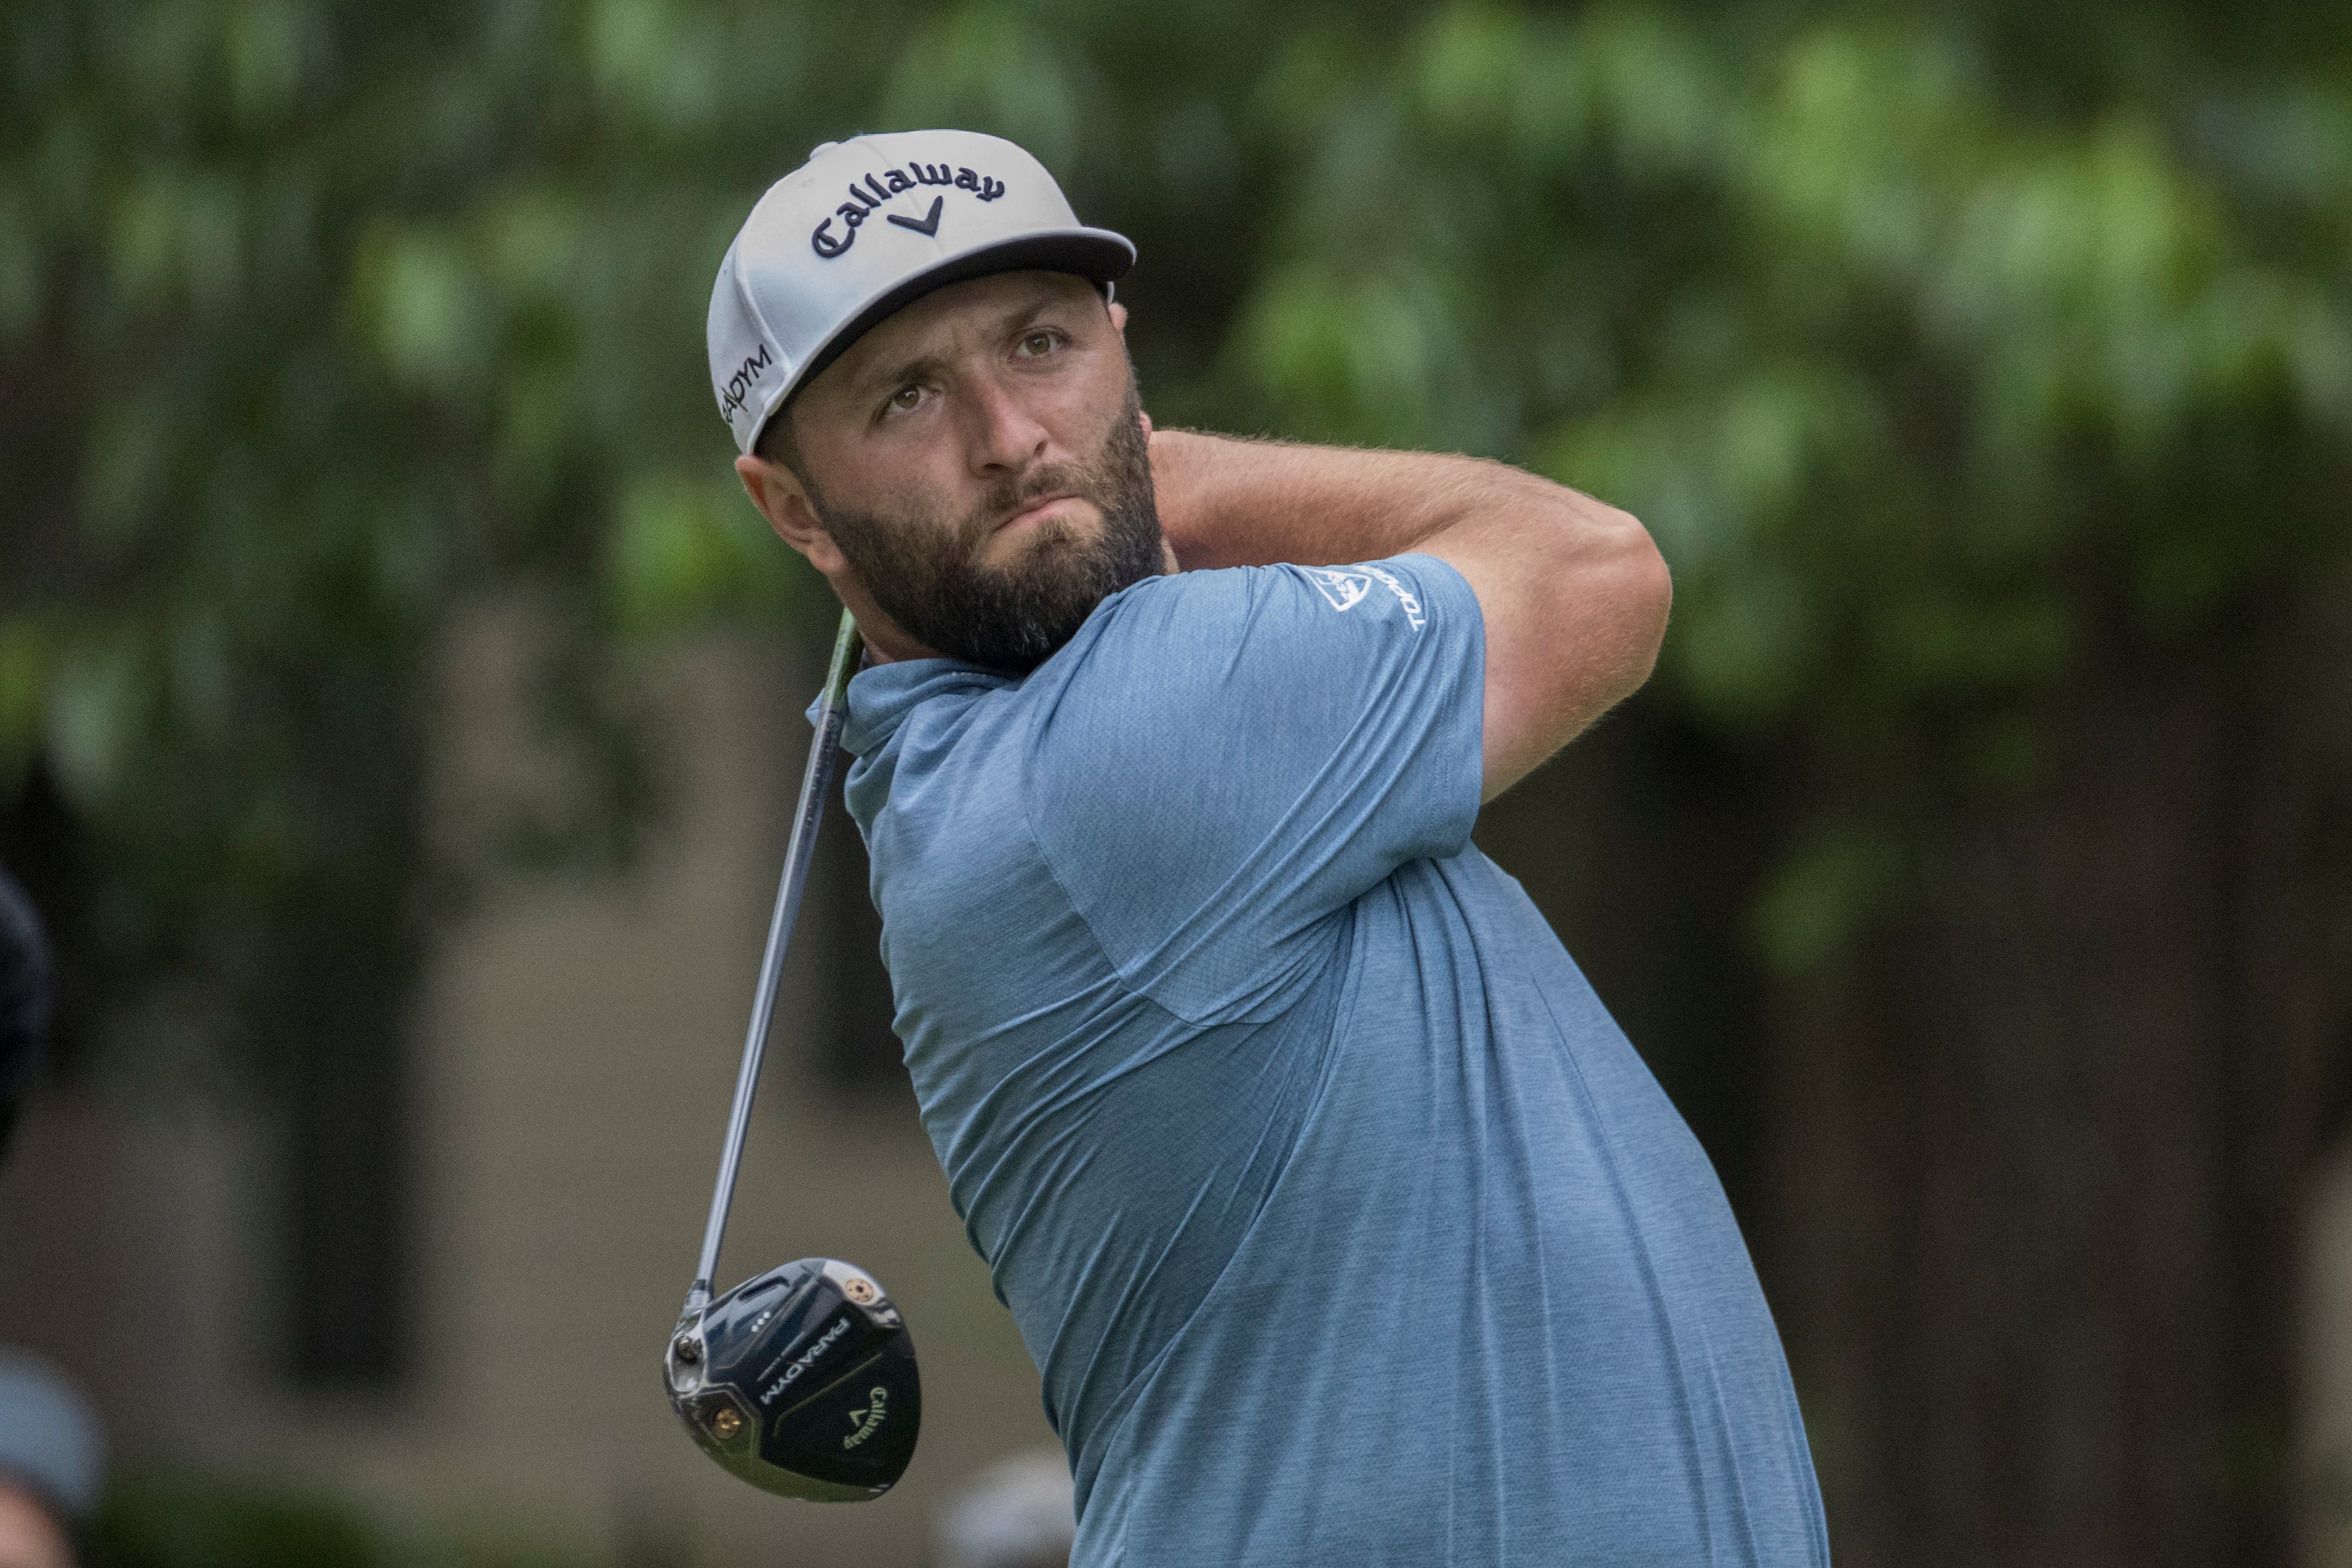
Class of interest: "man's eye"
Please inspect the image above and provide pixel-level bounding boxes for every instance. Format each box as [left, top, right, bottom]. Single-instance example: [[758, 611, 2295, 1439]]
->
[[1017, 330, 1057, 357], [888, 386, 923, 412]]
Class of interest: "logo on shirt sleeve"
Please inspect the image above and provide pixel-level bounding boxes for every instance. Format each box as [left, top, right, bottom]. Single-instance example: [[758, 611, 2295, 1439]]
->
[[1307, 569, 1372, 613], [1305, 565, 1427, 630], [1359, 564, 1428, 629]]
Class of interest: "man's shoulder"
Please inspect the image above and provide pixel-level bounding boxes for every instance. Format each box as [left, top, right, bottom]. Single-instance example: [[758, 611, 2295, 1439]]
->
[[841, 659, 1034, 851], [843, 659, 1016, 762], [1076, 556, 1464, 657], [1033, 555, 1470, 746], [853, 552, 1476, 827]]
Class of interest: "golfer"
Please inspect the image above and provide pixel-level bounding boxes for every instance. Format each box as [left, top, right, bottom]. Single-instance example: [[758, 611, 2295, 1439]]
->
[[710, 131, 1829, 1565]]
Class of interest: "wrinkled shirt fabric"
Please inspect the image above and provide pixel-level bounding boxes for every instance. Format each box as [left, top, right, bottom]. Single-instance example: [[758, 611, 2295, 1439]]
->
[[832, 555, 1831, 1566]]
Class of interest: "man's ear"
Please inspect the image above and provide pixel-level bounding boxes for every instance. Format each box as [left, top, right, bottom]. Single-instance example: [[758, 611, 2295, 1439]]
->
[[735, 454, 848, 576], [1107, 299, 1128, 335]]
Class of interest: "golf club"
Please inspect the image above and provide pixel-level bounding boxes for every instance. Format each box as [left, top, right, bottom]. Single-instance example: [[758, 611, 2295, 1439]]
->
[[663, 608, 921, 1501]]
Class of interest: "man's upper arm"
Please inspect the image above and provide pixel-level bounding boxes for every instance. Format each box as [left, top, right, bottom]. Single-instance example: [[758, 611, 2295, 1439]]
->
[[1419, 480, 1672, 799], [1027, 557, 1484, 1023]]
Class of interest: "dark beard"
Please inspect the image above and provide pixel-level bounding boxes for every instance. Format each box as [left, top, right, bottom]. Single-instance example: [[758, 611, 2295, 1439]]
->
[[810, 383, 1165, 675]]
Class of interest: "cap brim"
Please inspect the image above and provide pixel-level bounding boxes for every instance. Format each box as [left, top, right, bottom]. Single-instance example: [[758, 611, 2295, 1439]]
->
[[752, 228, 1135, 450]]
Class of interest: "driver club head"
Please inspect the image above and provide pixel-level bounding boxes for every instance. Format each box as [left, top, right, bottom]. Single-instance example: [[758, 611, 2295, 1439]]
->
[[665, 1258, 921, 1501]]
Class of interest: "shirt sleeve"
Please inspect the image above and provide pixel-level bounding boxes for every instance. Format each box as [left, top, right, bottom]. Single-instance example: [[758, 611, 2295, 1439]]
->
[[1024, 553, 1484, 1024]]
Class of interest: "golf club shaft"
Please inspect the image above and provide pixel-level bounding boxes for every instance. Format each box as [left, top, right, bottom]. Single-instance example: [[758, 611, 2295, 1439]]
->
[[685, 608, 864, 1316]]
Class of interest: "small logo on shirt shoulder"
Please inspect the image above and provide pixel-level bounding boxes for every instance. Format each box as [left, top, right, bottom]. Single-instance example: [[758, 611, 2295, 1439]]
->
[[1360, 563, 1428, 630], [1305, 565, 1427, 630], [1308, 569, 1372, 613]]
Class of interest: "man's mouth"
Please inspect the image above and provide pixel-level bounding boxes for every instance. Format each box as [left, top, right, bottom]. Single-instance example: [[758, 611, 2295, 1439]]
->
[[995, 492, 1082, 536]]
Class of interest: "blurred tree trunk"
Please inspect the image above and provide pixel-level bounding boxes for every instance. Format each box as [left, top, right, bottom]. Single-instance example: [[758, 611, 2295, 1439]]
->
[[273, 676, 430, 1388], [1489, 653, 2344, 1567], [1782, 667, 2346, 1567], [284, 927, 414, 1385]]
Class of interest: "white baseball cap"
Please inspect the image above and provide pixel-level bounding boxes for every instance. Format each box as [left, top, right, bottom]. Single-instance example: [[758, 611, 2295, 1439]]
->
[[707, 129, 1135, 455]]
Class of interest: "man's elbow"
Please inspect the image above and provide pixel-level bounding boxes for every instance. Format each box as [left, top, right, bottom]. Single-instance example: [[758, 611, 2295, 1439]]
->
[[1622, 514, 1672, 683], [1472, 493, 1673, 794], [1580, 501, 1672, 700]]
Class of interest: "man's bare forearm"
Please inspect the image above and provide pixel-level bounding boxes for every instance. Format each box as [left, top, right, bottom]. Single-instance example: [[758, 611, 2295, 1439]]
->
[[1151, 429, 1546, 571], [1148, 427, 1671, 797]]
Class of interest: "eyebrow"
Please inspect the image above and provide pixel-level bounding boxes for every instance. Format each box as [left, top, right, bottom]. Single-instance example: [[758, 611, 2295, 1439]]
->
[[845, 294, 1082, 404]]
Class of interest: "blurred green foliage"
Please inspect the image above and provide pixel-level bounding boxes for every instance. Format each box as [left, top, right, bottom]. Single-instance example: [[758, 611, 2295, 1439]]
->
[[1, 0, 2346, 1052], [86, 1471, 625, 1568], [90, 1475, 379, 1568]]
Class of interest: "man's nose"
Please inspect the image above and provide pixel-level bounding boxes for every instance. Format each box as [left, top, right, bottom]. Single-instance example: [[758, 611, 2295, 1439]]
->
[[960, 370, 1051, 477]]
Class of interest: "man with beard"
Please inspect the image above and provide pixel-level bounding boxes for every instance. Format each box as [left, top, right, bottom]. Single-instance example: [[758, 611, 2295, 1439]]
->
[[707, 131, 1829, 1565]]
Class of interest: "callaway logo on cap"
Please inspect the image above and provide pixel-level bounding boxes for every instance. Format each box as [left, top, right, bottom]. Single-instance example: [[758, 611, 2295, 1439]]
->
[[707, 129, 1136, 455]]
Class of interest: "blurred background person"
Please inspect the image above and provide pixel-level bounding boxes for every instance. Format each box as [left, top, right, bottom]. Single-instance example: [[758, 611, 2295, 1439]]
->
[[0, 1349, 102, 1568]]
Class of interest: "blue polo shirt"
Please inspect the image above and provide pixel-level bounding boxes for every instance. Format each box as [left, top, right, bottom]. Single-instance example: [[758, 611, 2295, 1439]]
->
[[835, 555, 1829, 1566]]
